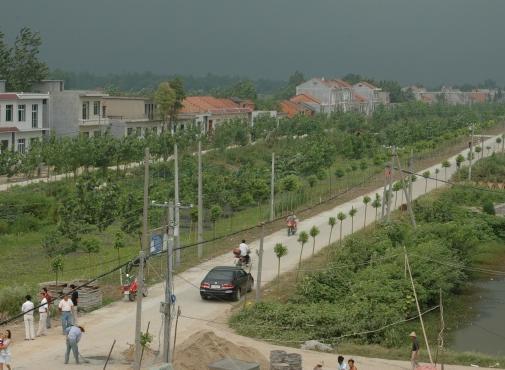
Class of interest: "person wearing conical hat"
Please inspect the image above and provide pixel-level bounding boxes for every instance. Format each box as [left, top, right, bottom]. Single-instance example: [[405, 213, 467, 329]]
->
[[409, 331, 420, 370]]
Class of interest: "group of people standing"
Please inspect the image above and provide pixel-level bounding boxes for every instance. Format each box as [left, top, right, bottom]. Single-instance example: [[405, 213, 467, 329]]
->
[[21, 285, 79, 340], [16, 285, 84, 365], [313, 356, 357, 370]]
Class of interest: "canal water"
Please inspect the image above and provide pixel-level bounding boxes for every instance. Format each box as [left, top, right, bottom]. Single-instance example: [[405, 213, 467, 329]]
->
[[451, 278, 505, 356]]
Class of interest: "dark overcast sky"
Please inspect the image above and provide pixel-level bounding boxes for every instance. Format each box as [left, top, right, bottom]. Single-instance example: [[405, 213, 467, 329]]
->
[[1, 0, 503, 85]]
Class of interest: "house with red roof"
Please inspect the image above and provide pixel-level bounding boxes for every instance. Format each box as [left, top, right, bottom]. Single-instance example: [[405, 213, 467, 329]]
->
[[295, 78, 353, 113], [0, 85, 49, 153], [177, 96, 252, 133], [351, 82, 390, 115]]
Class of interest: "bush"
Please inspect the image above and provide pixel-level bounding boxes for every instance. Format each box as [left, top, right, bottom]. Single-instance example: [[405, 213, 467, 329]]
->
[[0, 285, 36, 319], [483, 200, 496, 215], [10, 214, 42, 234]]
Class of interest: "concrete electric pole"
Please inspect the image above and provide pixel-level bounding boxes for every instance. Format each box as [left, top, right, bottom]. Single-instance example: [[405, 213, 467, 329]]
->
[[174, 144, 181, 266], [270, 153, 275, 222], [197, 140, 204, 258]]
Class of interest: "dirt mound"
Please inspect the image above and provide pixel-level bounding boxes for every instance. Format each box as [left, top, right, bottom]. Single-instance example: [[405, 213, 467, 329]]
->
[[173, 330, 269, 370]]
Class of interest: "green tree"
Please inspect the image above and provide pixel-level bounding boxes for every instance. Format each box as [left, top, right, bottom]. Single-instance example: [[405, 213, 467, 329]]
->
[[309, 225, 320, 256], [486, 145, 492, 155], [8, 27, 48, 91], [435, 168, 440, 188], [228, 80, 257, 100], [296, 231, 309, 281], [168, 77, 186, 129], [441, 160, 451, 181], [349, 207, 358, 233], [114, 231, 126, 283], [456, 154, 465, 169], [482, 200, 495, 215], [392, 181, 402, 208], [274, 243, 288, 292], [81, 238, 100, 278], [371, 193, 382, 222], [328, 216, 336, 245], [362, 195, 371, 227], [210, 205, 222, 239], [337, 212, 346, 246], [51, 255, 64, 286], [0, 31, 10, 81], [154, 82, 176, 132], [422, 171, 430, 193]]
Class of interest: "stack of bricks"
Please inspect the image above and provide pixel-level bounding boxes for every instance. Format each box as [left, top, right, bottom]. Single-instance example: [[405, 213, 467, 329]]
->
[[269, 350, 302, 370]]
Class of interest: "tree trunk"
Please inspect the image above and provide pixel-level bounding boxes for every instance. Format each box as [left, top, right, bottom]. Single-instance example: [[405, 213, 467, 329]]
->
[[312, 239, 316, 256], [363, 207, 368, 228], [277, 259, 281, 293], [339, 223, 343, 246], [328, 227, 333, 246], [351, 217, 354, 233], [425, 179, 428, 193], [296, 244, 304, 282], [395, 193, 398, 207]]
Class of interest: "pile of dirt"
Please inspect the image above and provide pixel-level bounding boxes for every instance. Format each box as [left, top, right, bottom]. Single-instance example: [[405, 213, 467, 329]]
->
[[173, 330, 269, 370]]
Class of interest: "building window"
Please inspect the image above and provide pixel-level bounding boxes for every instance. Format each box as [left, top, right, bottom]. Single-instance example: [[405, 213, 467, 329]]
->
[[18, 104, 26, 122], [127, 127, 133, 136], [102, 105, 106, 118], [32, 104, 39, 128], [152, 127, 158, 135], [17, 138, 26, 153], [6, 105, 13, 122], [136, 127, 142, 137], [81, 131, 90, 138], [82, 103, 89, 120], [93, 130, 101, 137], [93, 101, 100, 116]]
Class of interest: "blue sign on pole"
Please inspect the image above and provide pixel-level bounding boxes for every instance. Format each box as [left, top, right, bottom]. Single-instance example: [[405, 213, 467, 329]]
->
[[150, 234, 163, 255]]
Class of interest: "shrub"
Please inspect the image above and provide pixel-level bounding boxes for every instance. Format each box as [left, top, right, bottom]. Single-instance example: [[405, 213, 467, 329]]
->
[[482, 200, 496, 215], [0, 285, 36, 319]]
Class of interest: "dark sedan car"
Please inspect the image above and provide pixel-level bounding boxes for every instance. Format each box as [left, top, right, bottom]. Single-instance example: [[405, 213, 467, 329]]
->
[[200, 266, 254, 301]]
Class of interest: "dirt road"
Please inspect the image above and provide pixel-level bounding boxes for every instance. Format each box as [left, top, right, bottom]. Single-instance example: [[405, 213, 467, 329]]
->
[[7, 134, 503, 369]]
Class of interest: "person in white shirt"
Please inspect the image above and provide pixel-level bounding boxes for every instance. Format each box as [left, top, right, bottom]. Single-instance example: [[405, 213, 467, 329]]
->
[[36, 292, 48, 337], [58, 295, 74, 334], [0, 329, 12, 370], [238, 240, 250, 264], [21, 295, 35, 340]]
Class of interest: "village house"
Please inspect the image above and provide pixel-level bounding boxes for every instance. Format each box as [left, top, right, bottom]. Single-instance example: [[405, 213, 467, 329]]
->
[[176, 96, 252, 133], [351, 81, 390, 115], [0, 80, 49, 153], [296, 78, 353, 113], [405, 85, 494, 105]]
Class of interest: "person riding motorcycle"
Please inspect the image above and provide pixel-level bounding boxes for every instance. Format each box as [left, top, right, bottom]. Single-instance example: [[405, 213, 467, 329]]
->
[[286, 213, 298, 236], [233, 240, 251, 266]]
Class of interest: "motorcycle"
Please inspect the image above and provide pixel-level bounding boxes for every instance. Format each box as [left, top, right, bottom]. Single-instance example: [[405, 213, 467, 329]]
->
[[232, 248, 251, 268], [122, 274, 148, 301]]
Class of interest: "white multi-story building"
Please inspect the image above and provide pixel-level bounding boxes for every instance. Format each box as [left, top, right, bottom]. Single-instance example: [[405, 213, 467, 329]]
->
[[296, 78, 353, 113], [0, 91, 49, 153]]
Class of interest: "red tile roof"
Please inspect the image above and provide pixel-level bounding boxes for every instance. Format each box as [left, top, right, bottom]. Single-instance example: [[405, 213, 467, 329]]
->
[[0, 127, 19, 133], [356, 81, 379, 90], [290, 94, 321, 104], [180, 96, 252, 114], [353, 93, 367, 103], [320, 79, 352, 89], [0, 93, 19, 100], [469, 92, 487, 103]]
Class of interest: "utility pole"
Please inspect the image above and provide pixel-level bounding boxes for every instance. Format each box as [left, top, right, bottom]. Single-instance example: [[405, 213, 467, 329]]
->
[[404, 247, 433, 365], [174, 143, 180, 266], [408, 149, 414, 201], [164, 201, 175, 364], [133, 250, 145, 370], [134, 148, 149, 369], [393, 148, 417, 228], [381, 163, 390, 219], [197, 140, 203, 258], [270, 153, 275, 222], [468, 124, 474, 182], [256, 223, 265, 303], [386, 146, 394, 221]]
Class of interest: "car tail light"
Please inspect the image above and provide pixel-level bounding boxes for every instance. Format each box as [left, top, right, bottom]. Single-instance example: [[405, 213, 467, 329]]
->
[[222, 283, 234, 289], [201, 282, 210, 289]]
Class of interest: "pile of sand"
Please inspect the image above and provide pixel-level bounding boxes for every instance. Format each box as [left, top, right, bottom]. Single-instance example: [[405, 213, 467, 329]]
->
[[173, 330, 269, 370]]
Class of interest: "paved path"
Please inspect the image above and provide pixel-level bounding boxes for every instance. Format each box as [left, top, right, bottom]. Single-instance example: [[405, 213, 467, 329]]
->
[[7, 134, 504, 369]]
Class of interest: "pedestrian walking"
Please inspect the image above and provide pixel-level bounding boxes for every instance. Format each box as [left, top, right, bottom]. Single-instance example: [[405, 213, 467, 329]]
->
[[409, 331, 420, 370], [36, 292, 48, 337], [69, 284, 79, 324], [337, 355, 349, 370], [58, 294, 74, 334], [21, 295, 35, 340], [42, 287, 53, 329], [64, 325, 85, 365], [0, 330, 12, 370], [348, 359, 357, 370]]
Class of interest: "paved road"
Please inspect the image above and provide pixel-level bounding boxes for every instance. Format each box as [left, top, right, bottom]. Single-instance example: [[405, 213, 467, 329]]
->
[[8, 134, 504, 369]]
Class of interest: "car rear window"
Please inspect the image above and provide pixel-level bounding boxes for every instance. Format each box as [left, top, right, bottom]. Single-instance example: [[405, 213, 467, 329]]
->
[[206, 270, 234, 280]]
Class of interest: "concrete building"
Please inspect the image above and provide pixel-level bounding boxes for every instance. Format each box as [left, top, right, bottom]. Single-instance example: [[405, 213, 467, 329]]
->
[[177, 96, 252, 133], [351, 82, 390, 115], [405, 85, 493, 105], [0, 92, 49, 153], [32, 80, 159, 138], [296, 78, 353, 113]]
